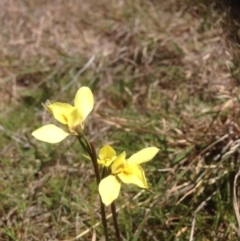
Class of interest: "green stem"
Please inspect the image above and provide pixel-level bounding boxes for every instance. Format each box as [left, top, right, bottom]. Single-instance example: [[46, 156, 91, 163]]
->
[[101, 166, 107, 180], [89, 141, 101, 183], [89, 142, 109, 241], [101, 167, 121, 240], [78, 138, 109, 241], [77, 136, 90, 154], [111, 201, 121, 241]]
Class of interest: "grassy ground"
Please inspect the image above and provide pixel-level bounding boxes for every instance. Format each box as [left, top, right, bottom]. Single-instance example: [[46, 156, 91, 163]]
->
[[1, 0, 240, 240]]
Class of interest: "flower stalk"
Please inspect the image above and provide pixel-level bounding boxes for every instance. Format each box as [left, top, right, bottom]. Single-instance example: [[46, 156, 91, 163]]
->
[[101, 166, 121, 240], [111, 201, 121, 241], [78, 138, 109, 241]]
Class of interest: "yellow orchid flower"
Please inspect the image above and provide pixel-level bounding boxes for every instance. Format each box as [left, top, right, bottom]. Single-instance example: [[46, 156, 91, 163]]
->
[[98, 145, 117, 167], [99, 147, 159, 206], [32, 86, 94, 143]]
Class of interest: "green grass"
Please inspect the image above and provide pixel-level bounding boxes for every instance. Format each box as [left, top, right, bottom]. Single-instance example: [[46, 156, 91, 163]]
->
[[1, 0, 240, 240]]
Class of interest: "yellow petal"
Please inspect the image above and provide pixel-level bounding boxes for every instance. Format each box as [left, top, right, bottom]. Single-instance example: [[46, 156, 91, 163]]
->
[[111, 151, 126, 174], [32, 124, 69, 143], [67, 108, 83, 131], [99, 145, 116, 159], [99, 175, 121, 206], [47, 102, 75, 125], [118, 163, 148, 188], [98, 145, 117, 167], [127, 147, 159, 165], [74, 86, 94, 121]]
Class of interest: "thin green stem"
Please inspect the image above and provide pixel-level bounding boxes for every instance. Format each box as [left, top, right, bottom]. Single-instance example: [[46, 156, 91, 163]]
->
[[101, 166, 107, 180], [89, 142, 101, 183], [78, 138, 109, 241], [100, 200, 109, 240], [101, 166, 121, 240], [111, 201, 121, 241], [89, 142, 109, 241], [77, 136, 90, 154]]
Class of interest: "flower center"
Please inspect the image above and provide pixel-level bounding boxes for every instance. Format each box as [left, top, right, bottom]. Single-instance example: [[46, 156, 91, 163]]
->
[[122, 166, 132, 175]]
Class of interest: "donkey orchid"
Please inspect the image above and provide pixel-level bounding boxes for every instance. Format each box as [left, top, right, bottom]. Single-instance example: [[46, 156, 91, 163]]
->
[[32, 86, 94, 143], [98, 145, 117, 167], [99, 146, 159, 206]]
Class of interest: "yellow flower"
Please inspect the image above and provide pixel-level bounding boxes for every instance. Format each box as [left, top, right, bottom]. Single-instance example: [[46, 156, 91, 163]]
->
[[32, 86, 94, 143], [99, 147, 159, 206], [98, 145, 117, 167]]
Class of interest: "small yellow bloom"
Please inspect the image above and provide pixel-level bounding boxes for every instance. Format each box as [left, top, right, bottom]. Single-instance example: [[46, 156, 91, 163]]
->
[[98, 145, 117, 167], [99, 147, 159, 206], [32, 86, 94, 143]]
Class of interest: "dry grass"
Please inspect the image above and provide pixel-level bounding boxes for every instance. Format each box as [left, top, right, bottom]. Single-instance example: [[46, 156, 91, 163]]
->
[[1, 0, 240, 240]]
